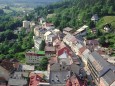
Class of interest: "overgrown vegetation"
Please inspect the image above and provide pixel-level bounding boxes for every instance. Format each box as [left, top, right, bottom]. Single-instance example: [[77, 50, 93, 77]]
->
[[0, 15, 34, 61]]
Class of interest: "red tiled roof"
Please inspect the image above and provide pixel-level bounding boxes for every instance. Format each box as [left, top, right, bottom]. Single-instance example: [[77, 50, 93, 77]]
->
[[29, 73, 44, 86], [66, 75, 80, 86], [57, 47, 71, 56], [79, 46, 87, 54]]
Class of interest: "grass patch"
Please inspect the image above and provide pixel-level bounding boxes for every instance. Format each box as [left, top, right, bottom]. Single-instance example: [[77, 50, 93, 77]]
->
[[97, 16, 115, 29]]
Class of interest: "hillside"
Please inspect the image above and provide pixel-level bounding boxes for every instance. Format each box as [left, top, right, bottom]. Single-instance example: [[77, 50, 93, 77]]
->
[[97, 16, 115, 29], [33, 0, 115, 49]]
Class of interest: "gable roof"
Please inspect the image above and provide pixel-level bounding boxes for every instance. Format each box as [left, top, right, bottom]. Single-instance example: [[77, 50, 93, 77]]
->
[[73, 25, 88, 35], [79, 46, 87, 54], [57, 47, 71, 56], [88, 51, 110, 76], [58, 52, 68, 59], [101, 70, 115, 86], [44, 31, 52, 36], [91, 14, 99, 21], [63, 27, 73, 32], [64, 34, 78, 44], [53, 38, 61, 46]]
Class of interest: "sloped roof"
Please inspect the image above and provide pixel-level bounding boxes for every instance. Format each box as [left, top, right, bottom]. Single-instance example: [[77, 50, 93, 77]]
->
[[63, 27, 73, 32], [45, 46, 55, 52], [58, 42, 66, 49], [101, 70, 115, 86], [53, 29, 60, 33], [53, 38, 61, 46], [89, 51, 110, 76], [73, 25, 88, 35], [58, 52, 68, 59], [44, 31, 52, 36], [49, 57, 58, 64], [86, 40, 99, 45], [91, 14, 99, 21], [57, 47, 71, 57], [79, 46, 87, 54], [64, 34, 78, 44]]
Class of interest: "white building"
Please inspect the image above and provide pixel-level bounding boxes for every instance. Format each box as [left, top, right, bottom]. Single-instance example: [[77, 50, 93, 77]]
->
[[23, 20, 30, 29], [91, 14, 99, 21], [30, 21, 35, 27], [73, 25, 88, 36], [44, 31, 52, 41], [33, 36, 42, 50]]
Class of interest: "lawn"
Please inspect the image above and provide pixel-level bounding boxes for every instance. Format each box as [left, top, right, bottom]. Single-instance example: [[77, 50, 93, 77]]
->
[[97, 16, 115, 29]]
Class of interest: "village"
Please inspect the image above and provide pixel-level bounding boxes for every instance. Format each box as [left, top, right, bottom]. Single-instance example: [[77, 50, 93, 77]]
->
[[0, 15, 115, 86]]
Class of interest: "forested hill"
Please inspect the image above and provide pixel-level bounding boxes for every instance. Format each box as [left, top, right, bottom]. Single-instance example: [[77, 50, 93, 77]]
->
[[34, 0, 115, 29], [33, 0, 115, 49]]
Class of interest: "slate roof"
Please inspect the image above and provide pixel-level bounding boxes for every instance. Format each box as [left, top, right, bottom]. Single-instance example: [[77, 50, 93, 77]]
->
[[101, 70, 115, 86], [89, 51, 111, 76]]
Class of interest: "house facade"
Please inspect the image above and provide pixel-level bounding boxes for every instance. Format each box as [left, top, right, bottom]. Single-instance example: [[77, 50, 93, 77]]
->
[[87, 51, 114, 86], [25, 51, 45, 65], [33, 36, 42, 50]]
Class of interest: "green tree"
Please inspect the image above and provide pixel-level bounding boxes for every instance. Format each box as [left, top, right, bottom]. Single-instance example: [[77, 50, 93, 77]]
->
[[39, 40, 46, 51], [108, 6, 113, 14], [99, 36, 106, 45], [38, 57, 48, 71]]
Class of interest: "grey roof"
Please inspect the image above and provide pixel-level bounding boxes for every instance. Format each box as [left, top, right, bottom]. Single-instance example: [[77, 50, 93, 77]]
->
[[39, 28, 47, 34], [89, 51, 110, 76], [50, 71, 70, 84], [101, 70, 115, 86]]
